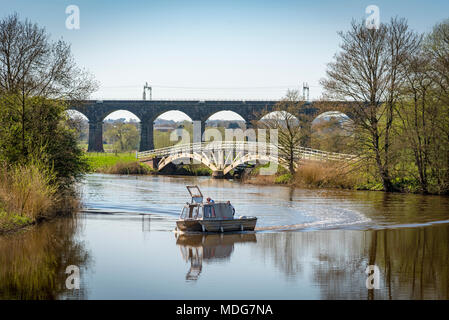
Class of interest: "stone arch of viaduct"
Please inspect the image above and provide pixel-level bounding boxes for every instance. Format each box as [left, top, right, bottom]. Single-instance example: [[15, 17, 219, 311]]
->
[[68, 100, 340, 152]]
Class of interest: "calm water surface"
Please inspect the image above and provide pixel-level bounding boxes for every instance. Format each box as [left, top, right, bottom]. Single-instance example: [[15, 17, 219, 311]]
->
[[1, 173, 449, 299]]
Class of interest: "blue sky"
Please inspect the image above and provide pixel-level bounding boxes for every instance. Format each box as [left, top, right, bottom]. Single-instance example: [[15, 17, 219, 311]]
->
[[1, 0, 448, 120]]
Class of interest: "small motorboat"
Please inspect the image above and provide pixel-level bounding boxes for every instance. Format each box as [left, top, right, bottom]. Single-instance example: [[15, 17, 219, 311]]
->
[[176, 185, 257, 233]]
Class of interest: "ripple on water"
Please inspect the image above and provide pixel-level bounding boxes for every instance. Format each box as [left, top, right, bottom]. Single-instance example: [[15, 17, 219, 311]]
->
[[80, 174, 383, 232]]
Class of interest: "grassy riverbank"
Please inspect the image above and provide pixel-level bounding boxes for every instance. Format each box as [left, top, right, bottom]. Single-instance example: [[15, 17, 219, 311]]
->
[[0, 15, 98, 236], [1, 152, 149, 234], [0, 163, 79, 234], [85, 152, 153, 174], [84, 152, 422, 193], [243, 161, 385, 191], [84, 152, 212, 176]]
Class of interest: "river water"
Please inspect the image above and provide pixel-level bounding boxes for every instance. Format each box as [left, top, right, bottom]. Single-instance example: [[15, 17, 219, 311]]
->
[[1, 173, 449, 299]]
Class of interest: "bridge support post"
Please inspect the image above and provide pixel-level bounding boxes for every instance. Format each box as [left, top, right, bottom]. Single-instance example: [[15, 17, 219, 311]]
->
[[300, 122, 312, 148], [245, 122, 254, 142], [140, 157, 160, 170], [139, 121, 154, 151], [212, 170, 224, 179], [87, 121, 104, 152], [200, 120, 206, 142]]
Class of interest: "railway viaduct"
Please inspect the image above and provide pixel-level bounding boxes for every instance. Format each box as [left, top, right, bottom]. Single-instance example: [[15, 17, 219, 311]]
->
[[68, 100, 349, 152]]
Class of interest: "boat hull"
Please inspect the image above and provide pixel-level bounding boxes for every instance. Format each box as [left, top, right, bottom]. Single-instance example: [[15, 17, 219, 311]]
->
[[176, 220, 203, 232], [176, 218, 257, 232], [200, 218, 257, 232]]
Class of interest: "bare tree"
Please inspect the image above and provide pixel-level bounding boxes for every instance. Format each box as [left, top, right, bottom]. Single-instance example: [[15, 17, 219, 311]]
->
[[425, 19, 449, 102], [255, 90, 309, 174], [396, 47, 435, 193], [0, 13, 97, 99], [0, 13, 98, 157], [66, 111, 88, 143], [421, 19, 449, 192], [321, 18, 421, 191]]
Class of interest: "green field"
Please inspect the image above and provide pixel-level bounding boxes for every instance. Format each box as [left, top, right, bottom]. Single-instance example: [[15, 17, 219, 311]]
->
[[83, 151, 213, 176], [78, 143, 116, 153], [84, 152, 139, 172]]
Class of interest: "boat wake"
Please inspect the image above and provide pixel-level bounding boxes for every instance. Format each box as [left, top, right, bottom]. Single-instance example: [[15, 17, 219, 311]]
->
[[255, 207, 372, 232]]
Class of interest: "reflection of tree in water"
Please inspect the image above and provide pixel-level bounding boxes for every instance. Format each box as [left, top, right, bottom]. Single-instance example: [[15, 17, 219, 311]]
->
[[367, 226, 449, 300], [254, 231, 365, 282], [0, 217, 91, 299], [253, 232, 306, 277], [176, 233, 256, 281], [254, 226, 449, 299], [346, 191, 449, 226]]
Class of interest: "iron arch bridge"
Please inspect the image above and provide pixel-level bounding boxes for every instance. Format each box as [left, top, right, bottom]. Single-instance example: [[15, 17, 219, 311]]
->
[[137, 141, 357, 177]]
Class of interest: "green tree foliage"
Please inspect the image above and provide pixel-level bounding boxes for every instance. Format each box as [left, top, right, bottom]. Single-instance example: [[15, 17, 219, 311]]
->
[[0, 14, 97, 188], [104, 122, 140, 152], [321, 18, 449, 194], [0, 94, 89, 185], [395, 19, 449, 193]]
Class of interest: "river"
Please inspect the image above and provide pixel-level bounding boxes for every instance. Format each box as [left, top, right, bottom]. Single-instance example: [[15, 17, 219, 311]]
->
[[1, 173, 449, 299]]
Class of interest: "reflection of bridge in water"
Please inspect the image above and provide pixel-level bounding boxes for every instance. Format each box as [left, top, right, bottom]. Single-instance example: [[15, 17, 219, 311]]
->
[[176, 233, 257, 281], [138, 141, 357, 178]]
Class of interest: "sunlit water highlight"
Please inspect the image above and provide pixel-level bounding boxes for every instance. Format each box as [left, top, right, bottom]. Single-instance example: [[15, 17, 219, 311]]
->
[[81, 174, 374, 231]]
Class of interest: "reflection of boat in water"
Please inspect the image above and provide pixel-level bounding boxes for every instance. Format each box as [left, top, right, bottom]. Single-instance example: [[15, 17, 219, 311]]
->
[[176, 233, 257, 281], [176, 186, 257, 233]]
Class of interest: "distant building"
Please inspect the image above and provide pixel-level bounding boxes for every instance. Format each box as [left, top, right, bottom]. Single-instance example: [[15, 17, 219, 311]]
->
[[155, 125, 176, 132]]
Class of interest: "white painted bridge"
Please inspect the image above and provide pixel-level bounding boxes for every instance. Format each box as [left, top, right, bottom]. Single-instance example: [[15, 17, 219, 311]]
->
[[137, 141, 356, 177]]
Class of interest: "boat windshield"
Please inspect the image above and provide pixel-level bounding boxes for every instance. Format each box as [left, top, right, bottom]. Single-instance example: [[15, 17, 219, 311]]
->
[[180, 206, 188, 219], [193, 206, 201, 219], [180, 204, 202, 219], [187, 185, 203, 203]]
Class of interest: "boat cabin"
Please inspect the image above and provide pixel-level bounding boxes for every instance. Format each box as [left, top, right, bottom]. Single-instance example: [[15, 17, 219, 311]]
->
[[180, 202, 235, 220], [180, 186, 235, 220], [176, 185, 256, 232]]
